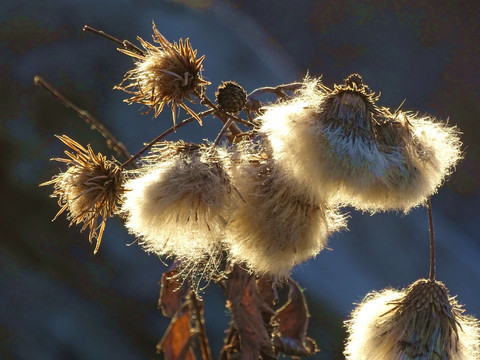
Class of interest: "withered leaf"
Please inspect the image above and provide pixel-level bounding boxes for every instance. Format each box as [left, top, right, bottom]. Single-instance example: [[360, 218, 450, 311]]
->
[[273, 278, 319, 357], [221, 265, 276, 359], [159, 261, 185, 318], [256, 276, 276, 307], [157, 304, 196, 360]]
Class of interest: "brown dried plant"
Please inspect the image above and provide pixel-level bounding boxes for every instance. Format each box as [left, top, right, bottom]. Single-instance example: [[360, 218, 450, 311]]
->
[[116, 21, 210, 126], [344, 279, 480, 359], [41, 135, 124, 253], [36, 22, 475, 360]]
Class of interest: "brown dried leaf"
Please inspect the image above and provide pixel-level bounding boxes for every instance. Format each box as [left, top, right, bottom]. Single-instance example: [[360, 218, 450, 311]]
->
[[221, 265, 276, 359], [256, 276, 276, 308], [157, 304, 196, 360], [159, 262, 185, 318], [273, 278, 319, 357]]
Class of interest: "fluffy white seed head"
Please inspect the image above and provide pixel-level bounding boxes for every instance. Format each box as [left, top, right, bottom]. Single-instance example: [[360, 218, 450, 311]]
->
[[398, 113, 463, 207], [121, 142, 233, 267], [259, 75, 462, 213], [225, 144, 346, 277], [344, 279, 480, 360]]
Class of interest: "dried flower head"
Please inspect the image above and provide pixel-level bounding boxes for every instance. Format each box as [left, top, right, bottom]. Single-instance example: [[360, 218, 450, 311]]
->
[[226, 143, 346, 277], [116, 22, 210, 125], [259, 75, 462, 212], [215, 81, 247, 113], [121, 141, 234, 276], [41, 135, 124, 253], [344, 279, 480, 359]]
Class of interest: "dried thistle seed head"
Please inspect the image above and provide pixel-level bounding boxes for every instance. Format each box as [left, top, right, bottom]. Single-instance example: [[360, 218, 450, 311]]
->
[[344, 279, 480, 360], [322, 73, 381, 130], [121, 141, 234, 274], [40, 135, 124, 253], [259, 76, 389, 198], [225, 143, 346, 277], [344, 73, 365, 89], [259, 76, 462, 213], [215, 81, 247, 113], [116, 21, 210, 126]]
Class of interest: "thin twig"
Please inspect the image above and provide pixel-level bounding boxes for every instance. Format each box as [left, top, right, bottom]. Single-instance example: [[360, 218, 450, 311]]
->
[[201, 95, 242, 137], [121, 109, 214, 168], [189, 290, 213, 360], [34, 75, 133, 162], [247, 82, 303, 99], [83, 25, 144, 56], [213, 117, 234, 146], [427, 198, 436, 281], [243, 82, 303, 119], [229, 113, 256, 128]]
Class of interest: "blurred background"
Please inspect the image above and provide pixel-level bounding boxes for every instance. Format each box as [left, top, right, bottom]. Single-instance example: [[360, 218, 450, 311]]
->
[[1, 0, 479, 359]]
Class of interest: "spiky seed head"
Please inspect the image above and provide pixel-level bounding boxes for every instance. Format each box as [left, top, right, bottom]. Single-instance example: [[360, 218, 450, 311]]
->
[[344, 279, 480, 360], [320, 73, 381, 137], [390, 279, 462, 358], [344, 73, 364, 88], [215, 81, 247, 113], [40, 135, 124, 253], [116, 21, 210, 126]]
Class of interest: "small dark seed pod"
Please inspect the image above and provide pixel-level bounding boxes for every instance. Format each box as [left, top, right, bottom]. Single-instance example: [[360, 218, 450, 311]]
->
[[215, 81, 247, 113], [344, 73, 363, 87]]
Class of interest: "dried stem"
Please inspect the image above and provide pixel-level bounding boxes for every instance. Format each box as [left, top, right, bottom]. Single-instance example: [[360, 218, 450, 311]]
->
[[213, 117, 234, 146], [189, 290, 213, 360], [83, 25, 144, 56], [120, 109, 214, 168], [242, 82, 303, 119], [247, 82, 303, 99], [225, 113, 256, 128], [34, 75, 133, 162], [427, 198, 436, 281], [201, 95, 242, 137]]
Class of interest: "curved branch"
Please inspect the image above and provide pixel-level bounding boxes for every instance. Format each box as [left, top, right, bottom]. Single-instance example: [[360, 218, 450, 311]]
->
[[247, 82, 303, 99], [121, 109, 214, 168], [34, 76, 133, 162]]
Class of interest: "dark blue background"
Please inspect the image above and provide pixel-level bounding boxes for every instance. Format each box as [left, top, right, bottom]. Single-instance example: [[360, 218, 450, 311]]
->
[[1, 1, 479, 359]]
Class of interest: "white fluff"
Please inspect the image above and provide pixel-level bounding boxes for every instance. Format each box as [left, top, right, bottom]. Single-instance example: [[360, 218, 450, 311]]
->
[[225, 147, 346, 277], [121, 144, 232, 264], [345, 289, 401, 360], [344, 283, 480, 360], [259, 78, 462, 213]]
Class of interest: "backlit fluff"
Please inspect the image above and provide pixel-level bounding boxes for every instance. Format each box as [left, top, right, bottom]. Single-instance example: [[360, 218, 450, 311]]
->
[[344, 279, 480, 359], [259, 74, 462, 212], [121, 142, 232, 269], [226, 145, 346, 277]]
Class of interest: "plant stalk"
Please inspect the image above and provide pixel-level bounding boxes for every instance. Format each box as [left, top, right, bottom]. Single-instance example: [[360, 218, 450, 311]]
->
[[83, 25, 144, 56], [120, 109, 214, 168], [427, 198, 436, 281], [189, 291, 213, 360], [34, 76, 133, 162]]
